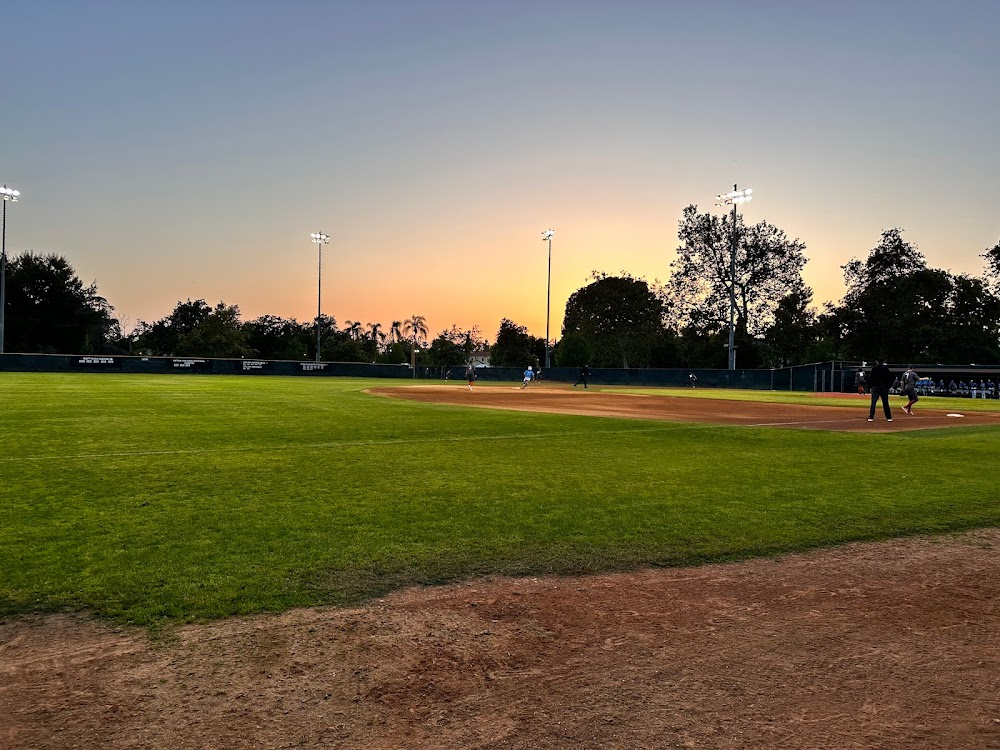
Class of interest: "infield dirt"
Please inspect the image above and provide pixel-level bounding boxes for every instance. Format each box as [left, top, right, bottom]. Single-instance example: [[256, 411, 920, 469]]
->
[[370, 383, 1000, 432]]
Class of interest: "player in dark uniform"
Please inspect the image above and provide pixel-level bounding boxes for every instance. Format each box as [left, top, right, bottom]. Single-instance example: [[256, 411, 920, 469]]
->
[[867, 360, 894, 423]]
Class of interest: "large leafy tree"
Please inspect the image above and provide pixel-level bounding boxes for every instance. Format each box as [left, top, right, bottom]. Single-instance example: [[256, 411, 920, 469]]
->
[[243, 315, 311, 360], [664, 205, 809, 342], [3, 252, 117, 354], [562, 273, 665, 368], [760, 285, 819, 367], [135, 299, 211, 355], [490, 318, 538, 368], [426, 332, 467, 369], [135, 299, 250, 358], [320, 329, 369, 362], [828, 229, 1000, 362], [553, 331, 591, 367], [984, 240, 1000, 286], [175, 302, 249, 358]]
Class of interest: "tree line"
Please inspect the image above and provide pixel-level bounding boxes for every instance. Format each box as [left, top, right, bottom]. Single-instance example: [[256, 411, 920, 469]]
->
[[555, 219, 1000, 369], [3, 207, 999, 368]]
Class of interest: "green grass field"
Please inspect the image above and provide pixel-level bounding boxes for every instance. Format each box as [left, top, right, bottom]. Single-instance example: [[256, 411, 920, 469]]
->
[[3, 372, 999, 628]]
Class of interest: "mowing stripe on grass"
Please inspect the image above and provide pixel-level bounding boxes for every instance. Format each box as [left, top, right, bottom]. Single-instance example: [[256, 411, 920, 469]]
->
[[0, 424, 689, 462]]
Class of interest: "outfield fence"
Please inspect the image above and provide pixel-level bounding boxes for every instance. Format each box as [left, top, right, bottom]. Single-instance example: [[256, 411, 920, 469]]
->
[[2, 353, 998, 395]]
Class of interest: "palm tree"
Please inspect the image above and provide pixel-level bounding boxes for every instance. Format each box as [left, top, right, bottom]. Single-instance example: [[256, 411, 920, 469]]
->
[[345, 320, 363, 340], [367, 322, 385, 350], [403, 315, 428, 347], [403, 315, 428, 376], [389, 320, 403, 344]]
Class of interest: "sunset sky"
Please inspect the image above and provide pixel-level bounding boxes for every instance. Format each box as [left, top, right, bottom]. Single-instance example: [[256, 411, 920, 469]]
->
[[4, 1, 998, 343]]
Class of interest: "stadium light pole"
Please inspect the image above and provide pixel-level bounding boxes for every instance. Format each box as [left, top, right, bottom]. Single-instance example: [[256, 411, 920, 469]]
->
[[541, 229, 554, 369], [1, 185, 21, 355], [715, 185, 752, 370], [311, 232, 330, 362]]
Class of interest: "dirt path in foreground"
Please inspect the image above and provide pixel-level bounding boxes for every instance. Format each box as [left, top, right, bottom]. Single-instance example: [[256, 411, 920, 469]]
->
[[3, 530, 1000, 749]]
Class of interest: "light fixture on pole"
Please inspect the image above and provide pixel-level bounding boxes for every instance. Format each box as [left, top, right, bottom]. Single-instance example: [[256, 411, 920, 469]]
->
[[541, 229, 554, 369], [310, 232, 330, 362], [1, 184, 21, 355], [715, 185, 752, 371]]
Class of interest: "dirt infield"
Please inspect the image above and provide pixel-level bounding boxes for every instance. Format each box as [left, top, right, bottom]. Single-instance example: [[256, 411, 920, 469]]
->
[[3, 531, 1000, 749], [370, 383, 1000, 432]]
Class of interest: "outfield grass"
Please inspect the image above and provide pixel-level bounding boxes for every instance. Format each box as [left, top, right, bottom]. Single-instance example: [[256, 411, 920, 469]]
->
[[2, 372, 999, 628]]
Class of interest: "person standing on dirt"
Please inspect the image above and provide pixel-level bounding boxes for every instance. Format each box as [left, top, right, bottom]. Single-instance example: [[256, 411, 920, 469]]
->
[[901, 366, 919, 415], [465, 364, 476, 391], [868, 359, 894, 423], [574, 364, 590, 389], [854, 369, 866, 395], [521, 366, 534, 389]]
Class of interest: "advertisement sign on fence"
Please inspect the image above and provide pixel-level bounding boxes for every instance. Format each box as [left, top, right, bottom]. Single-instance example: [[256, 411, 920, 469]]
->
[[72, 356, 120, 368], [172, 359, 210, 371]]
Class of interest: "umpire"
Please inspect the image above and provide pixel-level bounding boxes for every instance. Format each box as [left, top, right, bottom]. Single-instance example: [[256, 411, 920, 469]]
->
[[867, 360, 894, 423]]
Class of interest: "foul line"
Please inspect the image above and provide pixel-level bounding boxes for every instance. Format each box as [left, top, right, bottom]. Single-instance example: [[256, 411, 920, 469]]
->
[[0, 425, 697, 463], [749, 418, 860, 427]]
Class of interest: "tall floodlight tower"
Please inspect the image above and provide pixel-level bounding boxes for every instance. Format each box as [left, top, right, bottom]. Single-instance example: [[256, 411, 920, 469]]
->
[[541, 229, 554, 369], [1, 185, 21, 355], [715, 186, 752, 370], [311, 232, 330, 362]]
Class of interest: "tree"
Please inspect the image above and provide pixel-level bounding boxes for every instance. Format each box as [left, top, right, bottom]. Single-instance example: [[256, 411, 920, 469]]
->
[[403, 315, 428, 345], [426, 333, 467, 369], [366, 323, 385, 348], [760, 285, 818, 367], [378, 339, 411, 365], [983, 240, 1000, 286], [3, 252, 117, 354], [320, 329, 368, 362], [490, 318, 538, 368], [827, 229, 1000, 362], [664, 205, 809, 339], [175, 302, 249, 358], [434, 324, 486, 363], [243, 315, 311, 360], [553, 331, 591, 367], [344, 320, 363, 341], [562, 273, 665, 368], [135, 299, 211, 355], [135, 299, 249, 358], [402, 315, 429, 368]]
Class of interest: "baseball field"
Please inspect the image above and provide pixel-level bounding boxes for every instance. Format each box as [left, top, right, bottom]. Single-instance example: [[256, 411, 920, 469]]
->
[[2, 372, 1000, 748]]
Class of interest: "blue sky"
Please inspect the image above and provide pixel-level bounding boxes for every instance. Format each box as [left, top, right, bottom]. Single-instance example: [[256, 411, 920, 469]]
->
[[4, 0, 998, 340]]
